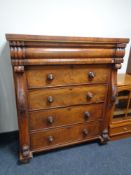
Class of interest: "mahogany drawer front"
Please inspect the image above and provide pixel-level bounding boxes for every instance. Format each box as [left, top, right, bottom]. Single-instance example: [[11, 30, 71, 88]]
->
[[110, 124, 131, 136], [26, 65, 110, 89], [30, 121, 101, 151], [28, 85, 107, 110], [29, 103, 103, 131]]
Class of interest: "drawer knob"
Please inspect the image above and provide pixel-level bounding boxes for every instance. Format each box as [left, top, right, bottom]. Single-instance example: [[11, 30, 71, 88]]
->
[[84, 111, 90, 120], [88, 72, 95, 79], [83, 129, 88, 136], [87, 92, 93, 99], [47, 116, 54, 124], [48, 96, 54, 103], [47, 73, 54, 81], [48, 136, 54, 143]]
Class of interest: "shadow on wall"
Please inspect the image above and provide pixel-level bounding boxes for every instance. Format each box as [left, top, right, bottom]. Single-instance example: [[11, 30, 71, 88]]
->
[[0, 42, 18, 133]]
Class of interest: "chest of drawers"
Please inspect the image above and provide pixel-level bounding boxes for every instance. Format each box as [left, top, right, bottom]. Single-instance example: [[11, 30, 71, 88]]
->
[[6, 34, 129, 163]]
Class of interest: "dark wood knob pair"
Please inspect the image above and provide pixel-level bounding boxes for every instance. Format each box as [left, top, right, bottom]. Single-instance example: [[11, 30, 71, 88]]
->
[[47, 73, 54, 81], [88, 72, 95, 79], [47, 93, 93, 103], [48, 130, 88, 143]]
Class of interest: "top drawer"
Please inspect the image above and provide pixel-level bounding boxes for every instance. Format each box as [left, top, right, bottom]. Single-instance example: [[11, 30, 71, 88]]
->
[[26, 65, 110, 89]]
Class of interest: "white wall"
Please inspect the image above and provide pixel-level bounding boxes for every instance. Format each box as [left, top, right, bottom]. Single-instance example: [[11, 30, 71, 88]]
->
[[0, 0, 131, 133]]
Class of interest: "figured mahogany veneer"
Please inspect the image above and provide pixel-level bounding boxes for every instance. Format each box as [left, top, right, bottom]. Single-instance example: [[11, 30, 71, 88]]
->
[[26, 65, 110, 88], [30, 121, 101, 151], [28, 84, 107, 110], [29, 104, 103, 131], [6, 34, 129, 163]]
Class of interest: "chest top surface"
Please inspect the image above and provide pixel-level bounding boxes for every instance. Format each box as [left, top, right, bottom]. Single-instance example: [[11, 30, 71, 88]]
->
[[6, 34, 129, 43]]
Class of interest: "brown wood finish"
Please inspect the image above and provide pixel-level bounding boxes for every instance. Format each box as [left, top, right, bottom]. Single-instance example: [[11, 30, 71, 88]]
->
[[6, 34, 129, 44], [28, 85, 107, 110], [110, 123, 131, 136], [26, 65, 110, 89], [30, 121, 101, 151], [13, 66, 32, 162], [117, 74, 131, 87], [22, 48, 125, 58], [6, 34, 129, 163], [12, 58, 121, 66], [110, 133, 131, 141], [29, 103, 104, 131], [109, 74, 131, 140]]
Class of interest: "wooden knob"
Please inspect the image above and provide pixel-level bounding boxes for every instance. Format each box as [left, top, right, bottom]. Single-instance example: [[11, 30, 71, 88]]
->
[[88, 72, 95, 79], [47, 116, 54, 124], [48, 96, 54, 103], [84, 111, 90, 120], [48, 136, 54, 143], [87, 92, 93, 99], [47, 73, 54, 80], [83, 129, 88, 136]]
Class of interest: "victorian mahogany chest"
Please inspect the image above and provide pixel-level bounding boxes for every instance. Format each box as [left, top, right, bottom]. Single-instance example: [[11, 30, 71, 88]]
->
[[6, 34, 129, 163]]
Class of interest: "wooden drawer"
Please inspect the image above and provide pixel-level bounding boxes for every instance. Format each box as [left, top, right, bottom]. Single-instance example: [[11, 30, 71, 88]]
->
[[26, 65, 110, 89], [110, 124, 131, 136], [30, 121, 101, 151], [28, 85, 107, 110], [29, 103, 103, 131]]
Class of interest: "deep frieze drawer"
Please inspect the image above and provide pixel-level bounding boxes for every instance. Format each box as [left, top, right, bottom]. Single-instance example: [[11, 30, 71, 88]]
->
[[26, 65, 110, 89], [30, 122, 101, 151], [23, 48, 125, 58], [29, 103, 104, 130], [28, 85, 107, 110]]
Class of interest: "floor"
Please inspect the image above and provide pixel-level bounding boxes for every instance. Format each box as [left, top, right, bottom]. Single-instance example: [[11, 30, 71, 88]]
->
[[0, 136, 131, 175]]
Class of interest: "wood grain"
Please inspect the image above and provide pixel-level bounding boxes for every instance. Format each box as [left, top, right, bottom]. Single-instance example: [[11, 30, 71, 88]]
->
[[6, 34, 129, 162], [24, 48, 125, 58], [6, 34, 129, 44], [110, 123, 131, 136], [29, 103, 104, 131], [28, 85, 107, 110], [30, 121, 101, 151], [109, 74, 131, 140], [26, 65, 110, 89]]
